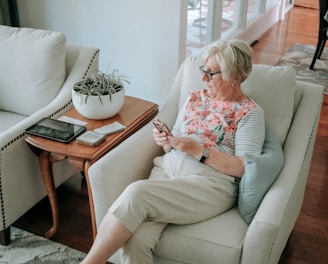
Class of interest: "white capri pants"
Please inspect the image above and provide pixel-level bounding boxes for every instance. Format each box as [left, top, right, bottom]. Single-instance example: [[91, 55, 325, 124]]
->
[[109, 154, 239, 264]]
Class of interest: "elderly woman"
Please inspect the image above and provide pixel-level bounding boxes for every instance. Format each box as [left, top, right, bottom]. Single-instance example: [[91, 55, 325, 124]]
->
[[81, 39, 265, 264]]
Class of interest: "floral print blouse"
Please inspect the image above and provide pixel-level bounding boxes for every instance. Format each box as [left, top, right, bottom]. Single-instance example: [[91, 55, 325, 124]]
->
[[170, 89, 265, 160]]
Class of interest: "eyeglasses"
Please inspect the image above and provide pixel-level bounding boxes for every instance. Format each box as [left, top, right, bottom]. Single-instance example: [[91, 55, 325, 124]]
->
[[199, 66, 222, 80]]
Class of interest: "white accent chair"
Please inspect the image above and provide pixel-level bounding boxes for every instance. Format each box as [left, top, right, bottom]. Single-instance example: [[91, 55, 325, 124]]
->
[[0, 25, 99, 245], [88, 54, 324, 263]]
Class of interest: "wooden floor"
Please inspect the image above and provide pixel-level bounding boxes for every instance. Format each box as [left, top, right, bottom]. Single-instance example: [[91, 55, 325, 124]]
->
[[14, 6, 328, 263]]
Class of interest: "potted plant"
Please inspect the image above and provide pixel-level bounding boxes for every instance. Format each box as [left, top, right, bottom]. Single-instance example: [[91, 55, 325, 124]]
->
[[72, 70, 129, 120]]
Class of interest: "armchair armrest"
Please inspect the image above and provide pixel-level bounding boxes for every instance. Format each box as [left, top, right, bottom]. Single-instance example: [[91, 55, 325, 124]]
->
[[88, 54, 188, 228], [88, 66, 188, 228], [89, 122, 163, 227], [241, 82, 324, 264]]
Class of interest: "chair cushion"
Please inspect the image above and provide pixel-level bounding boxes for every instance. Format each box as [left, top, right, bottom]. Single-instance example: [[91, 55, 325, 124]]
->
[[242, 65, 296, 145], [154, 208, 248, 264], [0, 25, 66, 115], [0, 111, 27, 134], [238, 126, 285, 224]]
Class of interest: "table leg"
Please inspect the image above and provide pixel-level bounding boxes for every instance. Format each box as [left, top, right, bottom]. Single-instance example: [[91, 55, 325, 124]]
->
[[39, 150, 59, 239], [83, 161, 97, 241]]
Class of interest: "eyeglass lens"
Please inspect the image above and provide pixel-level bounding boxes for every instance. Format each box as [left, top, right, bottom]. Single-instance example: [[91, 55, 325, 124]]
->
[[199, 66, 221, 79]]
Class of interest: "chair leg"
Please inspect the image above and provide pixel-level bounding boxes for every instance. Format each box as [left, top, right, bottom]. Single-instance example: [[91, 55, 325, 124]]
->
[[0, 227, 11, 245], [317, 39, 327, 59], [310, 39, 324, 70]]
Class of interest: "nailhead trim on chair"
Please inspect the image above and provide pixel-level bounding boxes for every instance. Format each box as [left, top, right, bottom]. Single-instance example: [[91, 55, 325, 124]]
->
[[0, 48, 100, 233], [0, 157, 5, 231], [0, 134, 25, 230], [305, 111, 319, 158], [83, 49, 99, 80], [49, 101, 73, 118]]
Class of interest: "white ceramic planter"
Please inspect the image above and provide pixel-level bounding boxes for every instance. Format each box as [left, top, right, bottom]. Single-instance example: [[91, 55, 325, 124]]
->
[[72, 88, 125, 120]]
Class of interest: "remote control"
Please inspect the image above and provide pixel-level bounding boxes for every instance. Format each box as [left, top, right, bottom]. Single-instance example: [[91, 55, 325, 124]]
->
[[93, 121, 126, 135]]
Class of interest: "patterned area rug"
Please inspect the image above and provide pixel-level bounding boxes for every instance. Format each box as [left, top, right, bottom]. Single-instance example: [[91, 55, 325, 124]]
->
[[0, 227, 86, 263], [276, 43, 328, 95]]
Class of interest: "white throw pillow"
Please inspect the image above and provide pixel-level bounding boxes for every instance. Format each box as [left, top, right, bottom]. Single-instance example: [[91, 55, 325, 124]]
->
[[0, 26, 66, 115], [242, 65, 296, 145]]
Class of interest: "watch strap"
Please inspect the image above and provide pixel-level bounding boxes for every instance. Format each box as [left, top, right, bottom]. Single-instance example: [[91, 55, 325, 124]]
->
[[199, 148, 209, 163]]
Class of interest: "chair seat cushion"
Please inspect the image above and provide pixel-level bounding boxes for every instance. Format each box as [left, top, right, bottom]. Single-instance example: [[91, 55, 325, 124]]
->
[[0, 26, 66, 116], [154, 208, 248, 264], [0, 111, 27, 134]]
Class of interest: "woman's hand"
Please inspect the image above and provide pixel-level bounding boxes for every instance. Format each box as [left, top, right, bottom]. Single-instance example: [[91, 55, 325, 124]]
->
[[153, 127, 172, 152], [167, 136, 203, 158]]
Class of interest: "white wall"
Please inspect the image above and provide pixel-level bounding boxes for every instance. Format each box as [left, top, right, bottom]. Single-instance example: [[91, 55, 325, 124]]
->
[[17, 0, 188, 107]]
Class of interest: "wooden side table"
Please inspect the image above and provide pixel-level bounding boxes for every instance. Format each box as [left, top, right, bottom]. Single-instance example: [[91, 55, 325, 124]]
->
[[26, 96, 158, 240]]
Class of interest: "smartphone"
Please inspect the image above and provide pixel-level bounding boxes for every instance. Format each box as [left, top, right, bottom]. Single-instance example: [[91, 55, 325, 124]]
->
[[152, 119, 171, 135]]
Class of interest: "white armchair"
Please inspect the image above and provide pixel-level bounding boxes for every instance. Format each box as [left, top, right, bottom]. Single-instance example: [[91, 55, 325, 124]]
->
[[88, 54, 324, 263], [0, 25, 99, 245]]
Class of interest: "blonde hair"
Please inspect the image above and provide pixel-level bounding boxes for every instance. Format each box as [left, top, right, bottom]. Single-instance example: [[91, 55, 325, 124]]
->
[[202, 39, 253, 82]]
